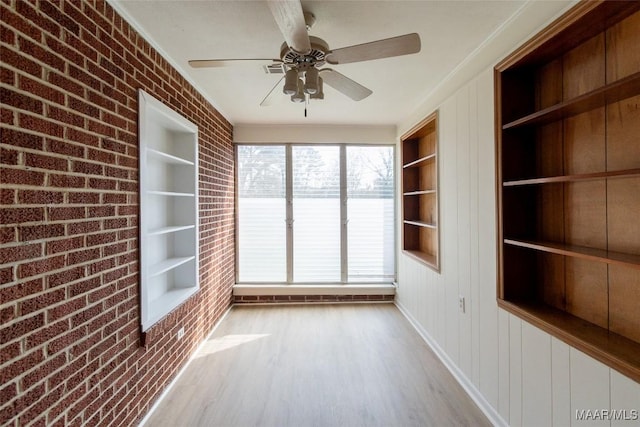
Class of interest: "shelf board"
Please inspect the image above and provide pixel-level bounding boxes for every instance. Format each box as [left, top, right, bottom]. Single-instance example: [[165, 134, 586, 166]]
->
[[503, 71, 640, 130], [403, 190, 436, 196], [499, 300, 640, 383], [404, 220, 437, 229], [144, 286, 198, 331], [503, 169, 640, 186], [147, 148, 194, 165], [147, 190, 195, 197], [150, 256, 196, 277], [403, 153, 436, 169], [148, 225, 195, 236], [504, 239, 640, 270], [403, 250, 438, 268]]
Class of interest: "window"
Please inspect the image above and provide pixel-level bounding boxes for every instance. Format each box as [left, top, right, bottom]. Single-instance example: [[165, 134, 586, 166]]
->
[[237, 144, 395, 284]]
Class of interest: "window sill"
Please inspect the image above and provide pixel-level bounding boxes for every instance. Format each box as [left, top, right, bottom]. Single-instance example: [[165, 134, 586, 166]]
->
[[233, 284, 396, 296]]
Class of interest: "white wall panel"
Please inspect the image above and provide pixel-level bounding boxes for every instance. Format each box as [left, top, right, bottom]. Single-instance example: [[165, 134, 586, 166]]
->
[[468, 78, 481, 389], [477, 68, 500, 409], [456, 84, 472, 379], [610, 370, 640, 427], [570, 349, 611, 427], [439, 95, 460, 365], [521, 322, 552, 427], [498, 309, 511, 423], [509, 314, 523, 427], [551, 337, 571, 427]]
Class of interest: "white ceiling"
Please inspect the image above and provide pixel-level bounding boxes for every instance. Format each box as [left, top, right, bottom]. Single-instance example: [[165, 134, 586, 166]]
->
[[114, 1, 526, 126]]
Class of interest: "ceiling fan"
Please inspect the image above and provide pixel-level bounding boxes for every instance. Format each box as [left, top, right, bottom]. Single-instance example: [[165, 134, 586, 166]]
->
[[188, 0, 421, 107]]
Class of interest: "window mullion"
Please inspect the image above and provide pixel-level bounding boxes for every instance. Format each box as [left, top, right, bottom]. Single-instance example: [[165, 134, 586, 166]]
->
[[340, 144, 348, 283], [286, 144, 293, 283]]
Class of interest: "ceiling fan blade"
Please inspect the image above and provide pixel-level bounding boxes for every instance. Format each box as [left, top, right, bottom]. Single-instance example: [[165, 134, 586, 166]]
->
[[319, 69, 372, 101], [326, 33, 421, 65], [189, 59, 282, 68], [260, 77, 285, 107], [267, 0, 311, 54]]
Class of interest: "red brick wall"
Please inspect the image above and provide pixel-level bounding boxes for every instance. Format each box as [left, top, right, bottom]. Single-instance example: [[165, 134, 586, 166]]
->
[[0, 1, 235, 425]]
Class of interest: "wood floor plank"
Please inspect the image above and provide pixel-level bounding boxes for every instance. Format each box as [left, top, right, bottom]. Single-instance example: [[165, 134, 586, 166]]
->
[[144, 304, 491, 427]]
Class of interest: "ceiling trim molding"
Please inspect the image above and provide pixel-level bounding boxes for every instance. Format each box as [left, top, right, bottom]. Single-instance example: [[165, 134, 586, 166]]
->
[[107, 0, 234, 124], [398, 0, 578, 137]]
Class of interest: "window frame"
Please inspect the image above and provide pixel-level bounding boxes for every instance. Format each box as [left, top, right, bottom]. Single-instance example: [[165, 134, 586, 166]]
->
[[235, 142, 397, 285]]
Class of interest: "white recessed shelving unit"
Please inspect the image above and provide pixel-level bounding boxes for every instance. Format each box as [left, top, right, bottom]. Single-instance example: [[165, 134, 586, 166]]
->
[[139, 90, 199, 331]]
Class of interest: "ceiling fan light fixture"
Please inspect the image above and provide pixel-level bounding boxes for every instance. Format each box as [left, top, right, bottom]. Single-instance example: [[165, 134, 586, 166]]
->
[[310, 76, 324, 100], [283, 69, 298, 95], [291, 78, 305, 103], [304, 67, 319, 94]]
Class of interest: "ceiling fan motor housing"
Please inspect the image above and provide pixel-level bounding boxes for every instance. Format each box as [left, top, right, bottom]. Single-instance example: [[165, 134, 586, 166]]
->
[[280, 36, 329, 69]]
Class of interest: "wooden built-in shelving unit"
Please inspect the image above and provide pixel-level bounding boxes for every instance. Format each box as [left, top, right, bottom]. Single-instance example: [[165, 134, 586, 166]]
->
[[401, 111, 440, 271], [495, 1, 640, 381]]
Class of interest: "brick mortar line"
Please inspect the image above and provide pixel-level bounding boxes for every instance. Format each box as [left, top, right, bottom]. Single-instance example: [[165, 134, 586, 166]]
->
[[0, 212, 139, 224], [8, 319, 138, 425], [0, 296, 135, 376], [1, 231, 138, 248], [0, 39, 131, 104], [1, 106, 136, 146], [0, 247, 137, 284], [0, 125, 139, 160], [0, 165, 139, 181], [0, 164, 139, 181], [0, 80, 137, 130], [0, 222, 137, 234]]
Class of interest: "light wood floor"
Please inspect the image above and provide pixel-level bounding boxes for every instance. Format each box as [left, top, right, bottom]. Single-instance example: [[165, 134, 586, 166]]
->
[[144, 304, 491, 427]]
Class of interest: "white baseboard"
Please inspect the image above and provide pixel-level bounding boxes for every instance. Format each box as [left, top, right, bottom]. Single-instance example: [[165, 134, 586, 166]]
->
[[394, 301, 508, 427]]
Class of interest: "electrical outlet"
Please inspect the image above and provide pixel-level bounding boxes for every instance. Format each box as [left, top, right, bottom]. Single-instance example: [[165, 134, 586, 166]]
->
[[459, 296, 466, 313], [177, 327, 185, 340]]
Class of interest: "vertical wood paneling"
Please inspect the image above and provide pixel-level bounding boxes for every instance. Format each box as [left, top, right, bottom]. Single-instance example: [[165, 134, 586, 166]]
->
[[570, 349, 611, 427], [440, 95, 460, 363], [397, 66, 640, 427], [469, 78, 481, 388], [498, 309, 511, 422], [521, 322, 552, 426], [477, 68, 500, 408], [610, 370, 640, 427], [456, 85, 472, 378], [551, 337, 571, 427], [510, 314, 523, 427]]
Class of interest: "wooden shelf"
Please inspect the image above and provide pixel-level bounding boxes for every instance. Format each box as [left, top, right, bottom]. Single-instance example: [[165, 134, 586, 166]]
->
[[403, 250, 437, 269], [404, 220, 437, 229], [495, 3, 640, 380], [498, 300, 640, 383], [503, 169, 640, 186], [401, 111, 440, 272], [403, 190, 436, 196], [503, 71, 640, 130], [504, 239, 640, 270], [146, 287, 199, 330], [403, 153, 436, 169]]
